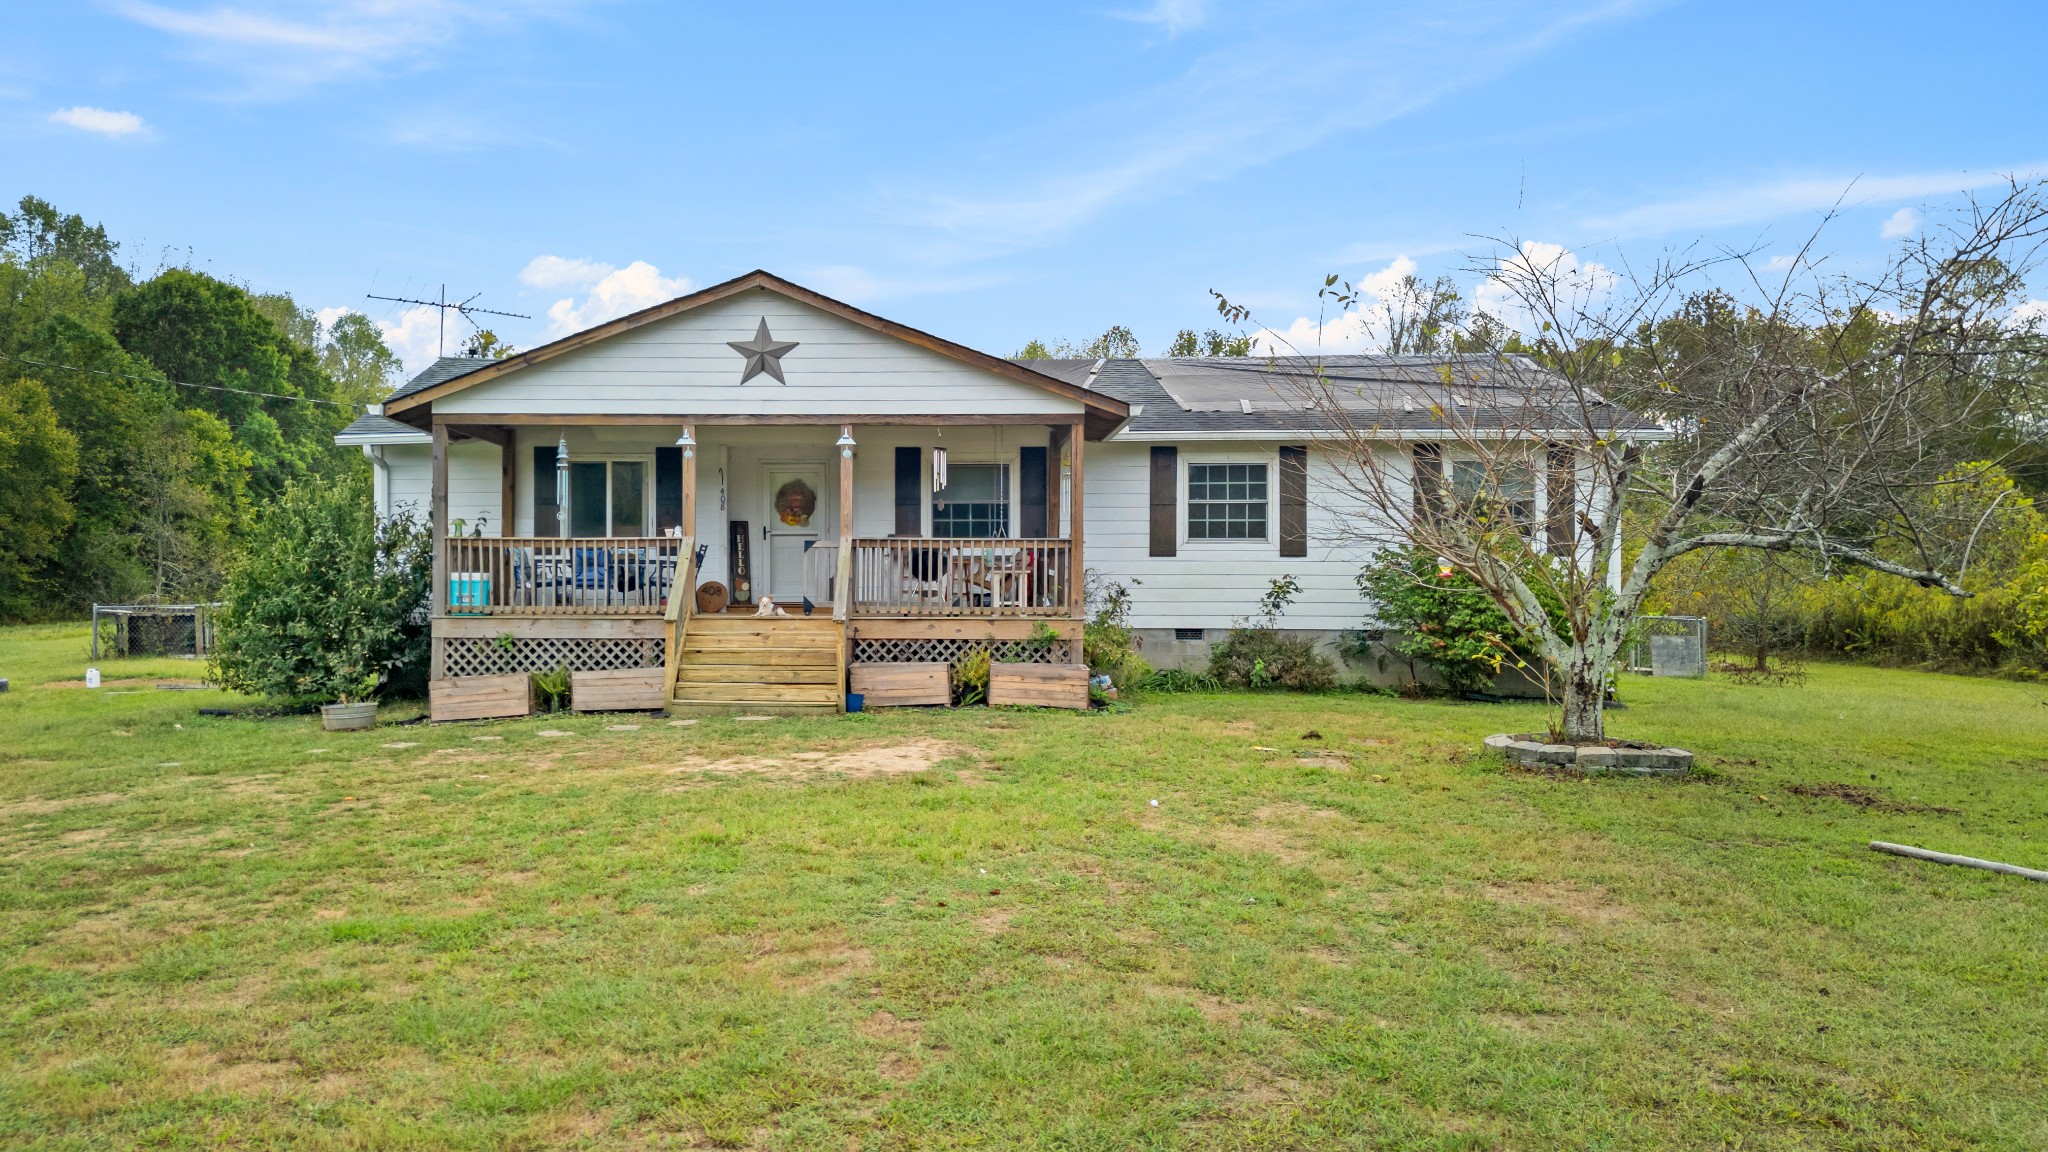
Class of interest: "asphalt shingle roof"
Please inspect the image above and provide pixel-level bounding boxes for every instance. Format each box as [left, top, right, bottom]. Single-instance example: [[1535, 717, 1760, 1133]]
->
[[335, 412, 430, 441], [386, 355, 495, 404]]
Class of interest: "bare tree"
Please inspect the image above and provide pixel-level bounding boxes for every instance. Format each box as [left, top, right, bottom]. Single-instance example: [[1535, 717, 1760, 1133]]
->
[[1219, 181, 2048, 741]]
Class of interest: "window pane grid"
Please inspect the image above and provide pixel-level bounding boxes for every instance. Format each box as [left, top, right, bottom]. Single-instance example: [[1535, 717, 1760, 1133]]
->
[[1187, 463, 1268, 540]]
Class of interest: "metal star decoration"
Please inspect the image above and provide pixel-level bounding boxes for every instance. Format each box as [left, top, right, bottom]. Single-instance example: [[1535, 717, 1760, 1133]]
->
[[727, 317, 800, 383]]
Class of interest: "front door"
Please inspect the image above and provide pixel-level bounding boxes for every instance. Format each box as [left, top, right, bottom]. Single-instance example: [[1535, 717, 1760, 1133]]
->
[[762, 463, 827, 603]]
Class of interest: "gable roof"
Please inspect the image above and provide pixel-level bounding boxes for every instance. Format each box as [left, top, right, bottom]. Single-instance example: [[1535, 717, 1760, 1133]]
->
[[1024, 355, 1666, 440], [382, 270, 1128, 438]]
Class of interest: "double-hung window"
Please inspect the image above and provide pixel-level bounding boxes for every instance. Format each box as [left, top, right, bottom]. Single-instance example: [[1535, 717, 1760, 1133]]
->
[[1187, 463, 1269, 539], [567, 459, 650, 537], [932, 463, 1009, 537], [1448, 457, 1534, 532]]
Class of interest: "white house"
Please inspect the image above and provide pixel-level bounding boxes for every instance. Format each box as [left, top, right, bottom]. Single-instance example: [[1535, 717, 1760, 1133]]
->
[[337, 270, 1645, 710]]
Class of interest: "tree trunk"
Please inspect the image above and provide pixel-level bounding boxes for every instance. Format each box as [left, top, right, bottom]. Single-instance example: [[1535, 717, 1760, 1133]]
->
[[1557, 650, 1607, 743]]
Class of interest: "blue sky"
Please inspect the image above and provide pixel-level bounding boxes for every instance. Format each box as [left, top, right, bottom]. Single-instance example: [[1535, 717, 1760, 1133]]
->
[[8, 0, 2046, 375]]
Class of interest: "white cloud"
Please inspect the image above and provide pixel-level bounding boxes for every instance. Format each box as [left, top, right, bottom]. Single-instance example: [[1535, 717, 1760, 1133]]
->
[[905, 0, 1650, 255], [1582, 167, 2043, 239], [49, 106, 146, 136], [531, 259, 692, 337], [117, 1, 588, 93], [1473, 241, 1616, 332], [1880, 206, 1923, 239], [519, 255, 614, 289], [313, 305, 352, 334], [1115, 0, 1211, 36], [377, 305, 450, 375], [1249, 257, 1418, 355], [2010, 299, 2048, 330]]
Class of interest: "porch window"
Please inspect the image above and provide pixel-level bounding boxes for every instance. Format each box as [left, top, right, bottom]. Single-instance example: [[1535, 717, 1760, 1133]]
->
[[932, 463, 1009, 538], [567, 459, 650, 536], [1187, 463, 1268, 539]]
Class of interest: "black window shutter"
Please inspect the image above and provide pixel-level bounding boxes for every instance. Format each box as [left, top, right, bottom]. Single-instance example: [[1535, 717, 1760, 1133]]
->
[[894, 446, 921, 536], [655, 446, 682, 534], [1019, 446, 1048, 537], [1149, 446, 1177, 557], [1412, 444, 1443, 522], [1546, 443, 1576, 553], [1279, 445, 1308, 558], [533, 444, 560, 536]]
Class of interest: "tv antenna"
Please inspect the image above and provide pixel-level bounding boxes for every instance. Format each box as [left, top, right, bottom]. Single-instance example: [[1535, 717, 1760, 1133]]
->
[[366, 284, 530, 358]]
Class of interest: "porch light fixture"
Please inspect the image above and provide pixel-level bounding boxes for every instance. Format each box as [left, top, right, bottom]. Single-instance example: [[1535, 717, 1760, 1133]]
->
[[675, 426, 696, 458], [836, 424, 856, 458]]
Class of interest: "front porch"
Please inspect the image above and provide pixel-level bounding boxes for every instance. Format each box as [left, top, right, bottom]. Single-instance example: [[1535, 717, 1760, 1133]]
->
[[424, 417, 1090, 708]]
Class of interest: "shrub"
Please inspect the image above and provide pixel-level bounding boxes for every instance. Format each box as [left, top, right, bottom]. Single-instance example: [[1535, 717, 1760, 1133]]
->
[[1205, 575, 1335, 691], [1082, 573, 1152, 688], [531, 666, 571, 712], [952, 648, 991, 705], [1208, 627, 1335, 691], [1357, 546, 1563, 696], [1141, 667, 1220, 693], [210, 471, 430, 702]]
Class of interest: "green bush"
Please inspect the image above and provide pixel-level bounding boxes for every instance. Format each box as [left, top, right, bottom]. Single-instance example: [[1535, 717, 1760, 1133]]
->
[[1357, 546, 1564, 695], [210, 471, 430, 702], [531, 666, 571, 712], [1208, 627, 1335, 691], [1141, 667, 1220, 693], [1082, 575, 1152, 688], [952, 649, 991, 705]]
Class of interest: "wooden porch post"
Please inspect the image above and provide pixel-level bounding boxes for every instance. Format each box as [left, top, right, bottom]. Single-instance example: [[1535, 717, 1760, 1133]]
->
[[499, 427, 515, 537], [1048, 425, 1067, 540], [430, 421, 449, 680], [680, 422, 698, 538], [1068, 418, 1085, 619], [838, 424, 856, 542]]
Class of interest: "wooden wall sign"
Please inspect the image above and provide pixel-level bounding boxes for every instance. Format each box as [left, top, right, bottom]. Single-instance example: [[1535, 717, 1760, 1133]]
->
[[728, 519, 753, 604]]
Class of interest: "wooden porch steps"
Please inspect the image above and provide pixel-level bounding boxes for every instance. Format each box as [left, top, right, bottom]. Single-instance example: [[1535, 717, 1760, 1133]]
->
[[669, 614, 845, 716]]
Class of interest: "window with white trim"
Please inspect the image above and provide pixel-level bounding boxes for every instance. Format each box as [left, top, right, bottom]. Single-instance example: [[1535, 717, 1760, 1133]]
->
[[1447, 457, 1534, 532], [1187, 462, 1269, 539]]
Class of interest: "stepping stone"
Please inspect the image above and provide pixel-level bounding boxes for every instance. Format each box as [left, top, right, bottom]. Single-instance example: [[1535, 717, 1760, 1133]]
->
[[605, 724, 641, 732], [471, 735, 503, 742], [668, 719, 698, 727], [537, 730, 572, 738], [735, 715, 776, 723], [157, 761, 181, 768], [382, 741, 418, 749], [304, 748, 328, 754]]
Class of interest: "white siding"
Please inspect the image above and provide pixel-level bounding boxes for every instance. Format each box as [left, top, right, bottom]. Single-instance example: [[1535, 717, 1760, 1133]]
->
[[379, 441, 502, 535], [1080, 441, 1385, 633], [434, 288, 1083, 418]]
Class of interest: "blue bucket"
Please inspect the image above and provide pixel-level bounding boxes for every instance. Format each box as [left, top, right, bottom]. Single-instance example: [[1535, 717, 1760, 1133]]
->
[[846, 692, 865, 713]]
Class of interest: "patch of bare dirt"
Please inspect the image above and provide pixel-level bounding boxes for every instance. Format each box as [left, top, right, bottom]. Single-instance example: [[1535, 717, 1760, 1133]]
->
[[744, 933, 873, 993], [1483, 880, 1635, 925], [666, 740, 964, 783], [59, 827, 111, 844], [971, 907, 1015, 935], [1204, 804, 1352, 867], [0, 792, 126, 819], [1788, 782, 1957, 814]]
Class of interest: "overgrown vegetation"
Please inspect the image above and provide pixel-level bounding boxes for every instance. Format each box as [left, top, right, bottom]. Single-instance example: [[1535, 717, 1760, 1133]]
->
[[0, 195, 399, 619], [1357, 545, 1567, 695], [1208, 576, 1336, 691], [208, 472, 430, 703], [1082, 574, 1153, 689]]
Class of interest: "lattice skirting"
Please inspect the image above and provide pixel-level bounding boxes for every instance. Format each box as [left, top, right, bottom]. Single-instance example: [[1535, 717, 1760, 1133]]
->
[[441, 636, 664, 678], [853, 638, 1075, 669]]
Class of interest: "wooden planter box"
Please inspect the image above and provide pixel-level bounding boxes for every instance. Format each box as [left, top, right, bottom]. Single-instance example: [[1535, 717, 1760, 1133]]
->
[[851, 661, 949, 707], [988, 662, 1089, 710], [571, 666, 668, 712], [430, 674, 532, 723]]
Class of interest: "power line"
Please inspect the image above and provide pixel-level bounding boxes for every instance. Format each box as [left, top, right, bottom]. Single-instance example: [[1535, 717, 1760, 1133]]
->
[[367, 284, 528, 358], [0, 352, 351, 407]]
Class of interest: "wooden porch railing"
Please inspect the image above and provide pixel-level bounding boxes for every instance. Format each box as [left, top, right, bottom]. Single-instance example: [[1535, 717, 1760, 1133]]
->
[[849, 537, 1074, 617], [442, 536, 684, 616]]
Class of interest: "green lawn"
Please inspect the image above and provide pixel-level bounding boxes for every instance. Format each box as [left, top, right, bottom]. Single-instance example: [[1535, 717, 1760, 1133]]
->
[[1, 622, 2044, 1150]]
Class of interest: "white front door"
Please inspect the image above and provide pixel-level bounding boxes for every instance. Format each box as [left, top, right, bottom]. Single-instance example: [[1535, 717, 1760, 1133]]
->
[[762, 463, 827, 603]]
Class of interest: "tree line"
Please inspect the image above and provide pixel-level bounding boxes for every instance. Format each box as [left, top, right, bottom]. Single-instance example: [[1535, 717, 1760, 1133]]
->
[[0, 196, 402, 620]]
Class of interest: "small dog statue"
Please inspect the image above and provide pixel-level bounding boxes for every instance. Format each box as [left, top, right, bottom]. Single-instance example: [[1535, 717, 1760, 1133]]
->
[[754, 595, 789, 618]]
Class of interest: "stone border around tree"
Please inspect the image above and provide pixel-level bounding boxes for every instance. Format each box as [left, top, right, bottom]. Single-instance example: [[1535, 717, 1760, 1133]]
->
[[1485, 733, 1692, 777]]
